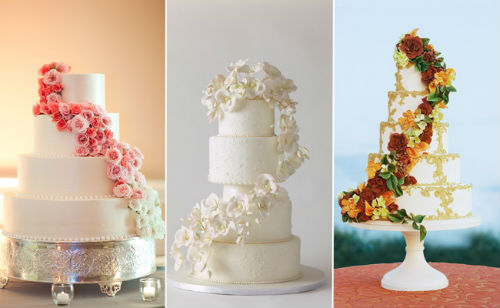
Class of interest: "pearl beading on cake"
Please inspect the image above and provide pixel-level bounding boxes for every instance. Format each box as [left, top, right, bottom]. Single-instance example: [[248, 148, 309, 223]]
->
[[2, 230, 136, 242]]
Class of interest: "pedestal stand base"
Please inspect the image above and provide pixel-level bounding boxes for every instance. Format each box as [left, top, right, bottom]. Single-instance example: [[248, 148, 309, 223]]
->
[[168, 265, 325, 296]]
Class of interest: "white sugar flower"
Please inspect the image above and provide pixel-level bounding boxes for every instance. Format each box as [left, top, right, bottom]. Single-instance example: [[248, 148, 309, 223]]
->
[[261, 62, 282, 78], [200, 193, 220, 218], [187, 246, 209, 272], [203, 74, 225, 97], [214, 88, 242, 113], [170, 245, 185, 271], [174, 226, 194, 248], [241, 77, 264, 99], [278, 131, 299, 153], [255, 174, 278, 196], [225, 195, 250, 218], [227, 59, 251, 74], [254, 195, 274, 216], [279, 114, 298, 133]]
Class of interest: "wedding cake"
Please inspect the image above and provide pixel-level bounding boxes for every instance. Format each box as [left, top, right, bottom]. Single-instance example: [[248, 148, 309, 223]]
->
[[338, 30, 471, 235], [2, 62, 164, 243], [171, 60, 309, 283]]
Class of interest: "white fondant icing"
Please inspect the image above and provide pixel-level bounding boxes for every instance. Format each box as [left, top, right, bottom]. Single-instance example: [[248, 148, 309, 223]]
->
[[398, 184, 472, 219], [3, 192, 136, 241], [61, 73, 106, 108], [209, 136, 279, 184], [379, 121, 448, 154], [18, 154, 114, 197], [399, 66, 426, 92], [33, 114, 119, 156], [219, 99, 274, 137], [192, 236, 301, 284]]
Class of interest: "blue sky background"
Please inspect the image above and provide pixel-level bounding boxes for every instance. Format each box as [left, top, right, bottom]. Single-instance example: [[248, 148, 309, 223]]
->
[[334, 0, 500, 245]]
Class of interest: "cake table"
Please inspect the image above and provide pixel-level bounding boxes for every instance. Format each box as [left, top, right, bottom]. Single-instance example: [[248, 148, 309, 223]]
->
[[349, 216, 481, 291]]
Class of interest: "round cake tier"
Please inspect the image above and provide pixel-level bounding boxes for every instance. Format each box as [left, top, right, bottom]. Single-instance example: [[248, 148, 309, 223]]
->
[[61, 73, 105, 109], [379, 121, 448, 154], [219, 99, 274, 137], [368, 153, 460, 185], [396, 66, 427, 92], [191, 235, 301, 284], [387, 91, 427, 123], [208, 136, 279, 184], [398, 183, 472, 220], [33, 114, 119, 156], [213, 184, 292, 243], [2, 192, 136, 241], [18, 154, 114, 197]]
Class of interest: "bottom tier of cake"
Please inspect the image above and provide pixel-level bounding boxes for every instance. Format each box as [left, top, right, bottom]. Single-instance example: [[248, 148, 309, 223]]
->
[[3, 192, 136, 241], [398, 184, 472, 220], [191, 235, 301, 284]]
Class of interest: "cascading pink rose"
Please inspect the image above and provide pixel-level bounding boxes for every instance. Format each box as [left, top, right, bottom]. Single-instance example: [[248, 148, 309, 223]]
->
[[88, 138, 97, 147], [132, 158, 142, 170], [56, 62, 71, 73], [51, 84, 63, 93], [101, 115, 112, 128], [94, 129, 106, 143], [47, 93, 62, 103], [39, 64, 52, 75], [81, 110, 93, 121], [76, 133, 89, 146], [113, 183, 133, 198], [56, 119, 67, 131], [59, 103, 71, 118], [52, 112, 62, 122], [70, 114, 89, 133], [90, 116, 102, 128], [132, 147, 144, 160], [40, 103, 50, 114], [48, 102, 60, 114], [135, 172, 146, 185], [85, 127, 96, 137], [105, 147, 122, 164], [106, 163, 123, 180], [88, 145, 100, 156], [132, 186, 145, 199], [75, 146, 89, 157], [104, 129, 113, 140], [70, 103, 82, 115], [43, 69, 61, 85]]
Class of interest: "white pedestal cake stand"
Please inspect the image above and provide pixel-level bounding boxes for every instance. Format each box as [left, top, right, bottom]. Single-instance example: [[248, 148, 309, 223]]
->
[[168, 265, 326, 296], [349, 216, 481, 291], [0, 232, 156, 300]]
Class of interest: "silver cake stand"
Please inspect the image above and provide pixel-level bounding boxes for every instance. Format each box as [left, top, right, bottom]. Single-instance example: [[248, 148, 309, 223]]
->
[[349, 216, 481, 291], [0, 232, 156, 298]]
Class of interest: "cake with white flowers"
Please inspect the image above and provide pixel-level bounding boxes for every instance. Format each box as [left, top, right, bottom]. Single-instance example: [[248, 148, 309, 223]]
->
[[2, 62, 164, 242], [171, 60, 308, 283], [338, 30, 472, 237]]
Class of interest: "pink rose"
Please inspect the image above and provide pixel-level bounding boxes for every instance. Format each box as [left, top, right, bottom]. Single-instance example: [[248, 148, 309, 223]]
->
[[90, 116, 101, 128], [85, 127, 96, 137], [56, 62, 71, 73], [132, 187, 145, 199], [43, 69, 61, 85], [47, 93, 62, 103], [48, 102, 59, 114], [76, 133, 89, 146], [135, 172, 146, 185], [52, 112, 62, 122], [56, 119, 67, 131], [132, 147, 144, 160], [88, 145, 100, 156], [132, 158, 142, 170], [69, 103, 82, 115], [101, 115, 112, 128], [33, 105, 41, 116], [39, 64, 51, 76], [51, 84, 63, 93], [120, 157, 129, 168], [75, 146, 89, 157], [81, 110, 93, 121], [88, 138, 97, 147], [104, 138, 117, 148], [70, 114, 89, 133], [105, 148, 122, 164], [106, 164, 122, 180], [113, 183, 132, 198], [42, 86, 53, 96], [59, 102, 70, 118], [94, 104, 105, 115], [95, 129, 105, 142], [104, 129, 113, 140], [40, 103, 50, 114]]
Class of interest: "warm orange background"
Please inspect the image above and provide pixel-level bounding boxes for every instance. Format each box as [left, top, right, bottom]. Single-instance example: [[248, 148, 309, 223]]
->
[[0, 0, 165, 179]]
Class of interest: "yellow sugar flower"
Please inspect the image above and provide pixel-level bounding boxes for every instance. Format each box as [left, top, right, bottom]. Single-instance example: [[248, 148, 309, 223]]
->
[[365, 200, 374, 216], [398, 110, 416, 131], [341, 198, 361, 218], [410, 28, 419, 37], [434, 68, 456, 87], [366, 161, 382, 179], [393, 50, 409, 68], [429, 81, 436, 93]]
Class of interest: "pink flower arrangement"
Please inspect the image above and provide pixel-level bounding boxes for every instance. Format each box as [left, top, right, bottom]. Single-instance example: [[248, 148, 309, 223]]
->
[[33, 62, 148, 201]]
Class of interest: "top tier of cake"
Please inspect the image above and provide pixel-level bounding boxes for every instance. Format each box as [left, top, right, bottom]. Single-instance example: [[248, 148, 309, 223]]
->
[[209, 99, 279, 185], [61, 73, 106, 109], [396, 66, 427, 92]]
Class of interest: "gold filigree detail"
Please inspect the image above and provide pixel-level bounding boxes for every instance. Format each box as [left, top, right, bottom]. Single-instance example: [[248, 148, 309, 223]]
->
[[402, 184, 472, 220]]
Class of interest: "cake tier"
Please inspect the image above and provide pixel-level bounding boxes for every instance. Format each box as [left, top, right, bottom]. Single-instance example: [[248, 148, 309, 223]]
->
[[34, 114, 119, 156], [213, 185, 291, 243], [379, 121, 448, 154], [191, 235, 301, 284], [209, 136, 279, 184], [396, 66, 427, 92], [18, 155, 113, 197], [387, 91, 427, 123], [368, 153, 460, 185], [398, 184, 472, 220], [61, 73, 105, 108], [219, 99, 274, 137], [3, 192, 136, 241]]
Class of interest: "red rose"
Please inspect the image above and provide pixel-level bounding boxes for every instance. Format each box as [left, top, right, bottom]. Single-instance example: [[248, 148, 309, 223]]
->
[[400, 34, 423, 59], [85, 127, 97, 137], [52, 112, 62, 122], [421, 66, 439, 85], [40, 103, 50, 114], [56, 119, 67, 131], [70, 103, 82, 115], [387, 203, 399, 213], [104, 129, 113, 140], [42, 86, 53, 96], [418, 100, 433, 116], [387, 133, 408, 155], [367, 175, 389, 195], [422, 51, 435, 63], [419, 122, 433, 144], [360, 186, 376, 203], [88, 138, 97, 147], [403, 175, 417, 186], [48, 102, 59, 114], [38, 78, 45, 87], [51, 84, 63, 93], [95, 129, 105, 141], [39, 96, 47, 104], [39, 64, 51, 76], [33, 104, 41, 116]]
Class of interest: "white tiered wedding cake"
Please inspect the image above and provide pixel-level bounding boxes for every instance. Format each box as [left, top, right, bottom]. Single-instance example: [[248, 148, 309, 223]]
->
[[3, 62, 164, 243], [171, 60, 308, 283]]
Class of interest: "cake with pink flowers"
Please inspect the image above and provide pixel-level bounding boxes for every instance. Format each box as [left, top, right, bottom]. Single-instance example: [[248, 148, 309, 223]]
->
[[2, 62, 164, 242]]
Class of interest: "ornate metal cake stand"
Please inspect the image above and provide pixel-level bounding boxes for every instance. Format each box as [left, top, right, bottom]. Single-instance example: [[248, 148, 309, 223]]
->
[[0, 232, 156, 298], [349, 216, 481, 291]]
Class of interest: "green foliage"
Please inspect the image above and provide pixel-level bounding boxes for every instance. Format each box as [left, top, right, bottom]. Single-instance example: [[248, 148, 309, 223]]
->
[[334, 228, 500, 268]]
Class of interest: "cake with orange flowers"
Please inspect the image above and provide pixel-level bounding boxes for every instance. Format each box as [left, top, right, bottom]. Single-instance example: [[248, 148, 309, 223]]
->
[[338, 30, 472, 237]]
